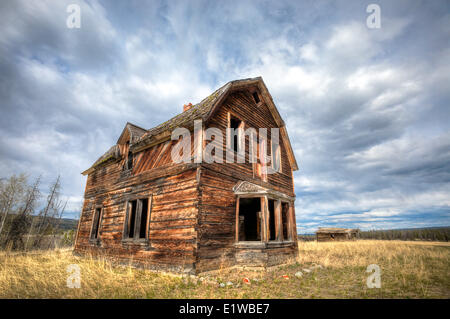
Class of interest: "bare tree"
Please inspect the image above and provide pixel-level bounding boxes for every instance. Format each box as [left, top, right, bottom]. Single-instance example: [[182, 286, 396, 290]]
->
[[49, 199, 68, 249], [31, 175, 63, 249], [0, 174, 28, 241], [5, 176, 41, 250]]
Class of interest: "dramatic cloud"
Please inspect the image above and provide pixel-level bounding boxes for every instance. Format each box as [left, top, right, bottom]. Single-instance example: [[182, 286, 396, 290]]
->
[[0, 0, 448, 232]]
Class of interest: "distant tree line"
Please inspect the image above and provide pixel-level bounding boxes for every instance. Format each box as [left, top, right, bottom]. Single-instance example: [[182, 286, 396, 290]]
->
[[359, 227, 450, 241], [297, 234, 316, 241], [297, 227, 450, 242], [0, 173, 76, 250]]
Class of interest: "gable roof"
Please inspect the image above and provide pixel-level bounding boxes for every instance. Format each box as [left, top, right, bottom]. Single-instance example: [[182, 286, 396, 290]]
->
[[117, 122, 147, 145], [131, 77, 299, 170], [82, 77, 299, 175], [130, 81, 232, 152], [81, 122, 145, 175], [82, 144, 121, 175]]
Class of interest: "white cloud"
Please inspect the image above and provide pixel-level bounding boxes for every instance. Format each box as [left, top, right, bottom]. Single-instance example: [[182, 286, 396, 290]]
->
[[299, 43, 318, 62], [0, 0, 448, 230]]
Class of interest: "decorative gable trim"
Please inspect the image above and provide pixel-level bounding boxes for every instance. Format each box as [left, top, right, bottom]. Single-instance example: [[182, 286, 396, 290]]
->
[[233, 181, 295, 201]]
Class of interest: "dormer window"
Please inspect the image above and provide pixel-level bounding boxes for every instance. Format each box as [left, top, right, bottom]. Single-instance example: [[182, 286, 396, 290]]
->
[[124, 141, 133, 171], [127, 150, 133, 170]]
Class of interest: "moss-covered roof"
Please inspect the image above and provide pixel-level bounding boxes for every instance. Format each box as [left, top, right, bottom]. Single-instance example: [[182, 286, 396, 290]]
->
[[82, 76, 299, 175], [82, 144, 121, 175], [131, 81, 232, 151]]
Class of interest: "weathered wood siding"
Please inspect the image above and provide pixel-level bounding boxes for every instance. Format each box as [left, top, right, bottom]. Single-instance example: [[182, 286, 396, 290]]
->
[[205, 90, 295, 196], [196, 91, 298, 272], [132, 134, 196, 175], [196, 168, 237, 272], [75, 87, 298, 273], [74, 158, 200, 273]]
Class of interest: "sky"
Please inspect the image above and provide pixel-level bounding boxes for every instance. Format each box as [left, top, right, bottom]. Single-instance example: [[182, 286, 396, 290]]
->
[[0, 0, 449, 233]]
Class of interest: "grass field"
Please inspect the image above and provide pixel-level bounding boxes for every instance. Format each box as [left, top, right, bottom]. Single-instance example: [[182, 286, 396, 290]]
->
[[0, 240, 449, 299]]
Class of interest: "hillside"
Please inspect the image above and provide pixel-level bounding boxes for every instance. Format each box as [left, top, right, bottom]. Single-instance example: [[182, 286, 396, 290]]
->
[[56, 218, 79, 231]]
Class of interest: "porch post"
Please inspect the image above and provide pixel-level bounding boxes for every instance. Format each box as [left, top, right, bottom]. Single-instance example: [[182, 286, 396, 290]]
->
[[289, 203, 297, 241], [260, 196, 269, 242], [275, 200, 282, 241], [235, 196, 240, 241]]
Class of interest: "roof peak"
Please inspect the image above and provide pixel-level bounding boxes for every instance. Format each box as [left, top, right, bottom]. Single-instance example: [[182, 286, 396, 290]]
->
[[82, 76, 299, 174], [125, 122, 147, 131]]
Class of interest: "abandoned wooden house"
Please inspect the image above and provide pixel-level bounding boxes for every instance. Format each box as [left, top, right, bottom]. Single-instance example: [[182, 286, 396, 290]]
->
[[74, 77, 299, 274], [315, 228, 360, 242]]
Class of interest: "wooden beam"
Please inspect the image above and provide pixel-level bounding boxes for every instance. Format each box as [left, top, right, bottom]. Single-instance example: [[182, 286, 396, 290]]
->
[[261, 196, 269, 242], [134, 199, 142, 240], [275, 200, 282, 241], [146, 195, 153, 240], [288, 203, 296, 241], [259, 197, 264, 241], [235, 196, 240, 242], [124, 201, 131, 239], [226, 112, 231, 150]]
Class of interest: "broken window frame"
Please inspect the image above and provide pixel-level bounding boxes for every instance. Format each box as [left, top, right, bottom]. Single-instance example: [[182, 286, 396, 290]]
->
[[89, 205, 103, 244], [236, 195, 263, 242], [235, 195, 293, 243], [227, 112, 245, 160], [280, 201, 290, 241], [122, 195, 152, 243], [126, 150, 133, 170], [252, 91, 261, 104], [123, 141, 134, 171], [250, 89, 263, 106], [266, 197, 293, 242], [271, 139, 282, 173]]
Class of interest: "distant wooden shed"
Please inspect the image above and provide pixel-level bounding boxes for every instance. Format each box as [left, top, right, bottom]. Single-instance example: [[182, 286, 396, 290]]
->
[[315, 228, 359, 242]]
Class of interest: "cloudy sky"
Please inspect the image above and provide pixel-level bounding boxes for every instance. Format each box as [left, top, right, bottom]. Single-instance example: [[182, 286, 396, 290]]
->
[[0, 0, 449, 233]]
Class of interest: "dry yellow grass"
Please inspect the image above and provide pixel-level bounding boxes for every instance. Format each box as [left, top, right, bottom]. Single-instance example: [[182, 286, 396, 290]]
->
[[0, 240, 448, 298]]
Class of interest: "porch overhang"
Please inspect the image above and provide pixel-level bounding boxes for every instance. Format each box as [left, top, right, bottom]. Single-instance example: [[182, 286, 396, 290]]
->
[[232, 181, 295, 201]]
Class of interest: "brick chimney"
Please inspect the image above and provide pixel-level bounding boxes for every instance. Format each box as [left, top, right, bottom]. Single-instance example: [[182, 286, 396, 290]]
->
[[183, 103, 193, 112]]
